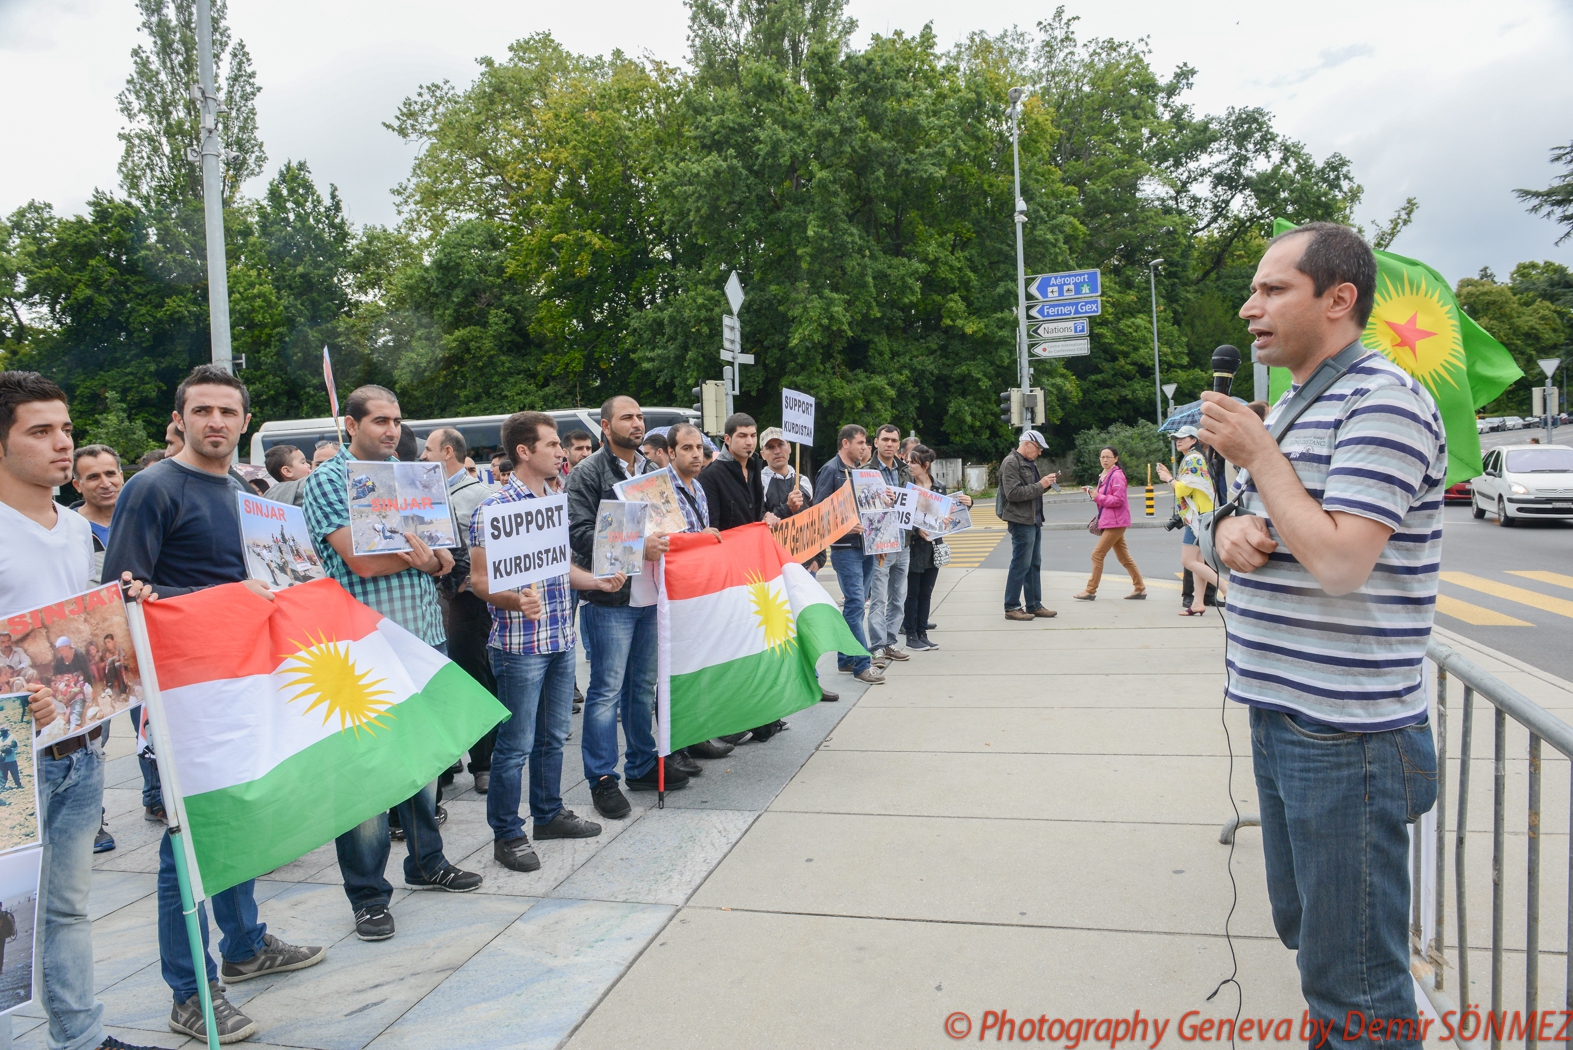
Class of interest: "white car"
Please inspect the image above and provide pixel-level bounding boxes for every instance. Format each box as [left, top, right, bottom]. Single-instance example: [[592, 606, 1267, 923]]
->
[[1472, 444, 1573, 526], [1503, 416, 1527, 431]]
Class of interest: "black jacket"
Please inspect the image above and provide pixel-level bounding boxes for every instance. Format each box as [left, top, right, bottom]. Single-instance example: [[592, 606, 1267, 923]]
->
[[698, 448, 765, 531], [566, 444, 650, 606], [813, 455, 863, 551], [763, 469, 811, 519]]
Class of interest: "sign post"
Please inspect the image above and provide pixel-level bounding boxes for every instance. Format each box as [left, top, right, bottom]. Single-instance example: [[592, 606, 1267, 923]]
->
[[719, 271, 750, 418], [1540, 359, 1562, 446]]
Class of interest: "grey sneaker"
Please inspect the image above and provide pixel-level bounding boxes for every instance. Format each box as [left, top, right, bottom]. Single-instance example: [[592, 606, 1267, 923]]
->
[[220, 932, 326, 983], [473, 771, 490, 794], [169, 982, 258, 1044], [881, 645, 910, 662], [854, 668, 886, 685]]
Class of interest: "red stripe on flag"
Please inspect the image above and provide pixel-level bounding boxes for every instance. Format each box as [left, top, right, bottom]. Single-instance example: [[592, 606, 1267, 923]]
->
[[143, 578, 385, 690], [663, 523, 786, 601]]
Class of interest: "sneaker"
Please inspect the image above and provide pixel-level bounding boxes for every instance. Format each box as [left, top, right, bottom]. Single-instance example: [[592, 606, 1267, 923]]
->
[[97, 1036, 176, 1049], [534, 809, 602, 839], [906, 634, 936, 652], [919, 633, 940, 650], [221, 932, 326, 982], [94, 824, 116, 853], [145, 804, 167, 823], [169, 982, 258, 1044], [881, 645, 910, 662], [1004, 608, 1034, 621], [354, 903, 395, 941], [627, 765, 688, 791], [435, 803, 448, 827], [591, 776, 632, 819], [854, 668, 886, 685], [493, 836, 541, 872], [405, 862, 483, 892], [473, 772, 490, 794]]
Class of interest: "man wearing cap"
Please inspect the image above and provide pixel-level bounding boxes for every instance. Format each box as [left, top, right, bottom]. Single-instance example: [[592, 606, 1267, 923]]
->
[[998, 430, 1059, 621], [759, 427, 813, 522], [1156, 425, 1220, 617]]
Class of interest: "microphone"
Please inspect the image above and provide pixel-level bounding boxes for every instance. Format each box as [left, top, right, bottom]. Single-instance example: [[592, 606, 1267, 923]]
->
[[1212, 344, 1241, 395]]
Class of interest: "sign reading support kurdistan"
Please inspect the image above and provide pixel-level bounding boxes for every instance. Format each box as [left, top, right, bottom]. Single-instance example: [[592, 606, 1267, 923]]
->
[[781, 388, 815, 444], [1029, 319, 1088, 340], [1026, 270, 1101, 301], [1031, 338, 1091, 359], [1027, 299, 1102, 321]]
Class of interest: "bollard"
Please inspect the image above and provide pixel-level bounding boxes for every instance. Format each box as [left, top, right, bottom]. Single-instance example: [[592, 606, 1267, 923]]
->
[[1145, 464, 1155, 516]]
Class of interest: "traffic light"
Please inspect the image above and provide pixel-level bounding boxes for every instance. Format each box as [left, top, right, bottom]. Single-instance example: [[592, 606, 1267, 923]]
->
[[696, 380, 727, 435], [999, 389, 1023, 427], [1024, 387, 1045, 425]]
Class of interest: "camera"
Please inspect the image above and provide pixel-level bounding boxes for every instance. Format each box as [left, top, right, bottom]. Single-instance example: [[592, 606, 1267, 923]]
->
[[1163, 511, 1185, 532]]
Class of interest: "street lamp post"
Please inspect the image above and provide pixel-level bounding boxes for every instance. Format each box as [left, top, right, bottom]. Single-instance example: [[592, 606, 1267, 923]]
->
[[1008, 86, 1031, 432], [1149, 259, 1164, 425]]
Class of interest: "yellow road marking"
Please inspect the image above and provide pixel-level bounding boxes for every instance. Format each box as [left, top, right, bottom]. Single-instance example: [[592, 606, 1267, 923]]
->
[[1435, 594, 1533, 627], [1508, 570, 1573, 592], [1440, 572, 1573, 620]]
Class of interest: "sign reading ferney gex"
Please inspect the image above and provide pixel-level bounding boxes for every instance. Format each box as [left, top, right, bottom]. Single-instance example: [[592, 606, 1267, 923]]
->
[[769, 484, 857, 563], [480, 493, 571, 590]]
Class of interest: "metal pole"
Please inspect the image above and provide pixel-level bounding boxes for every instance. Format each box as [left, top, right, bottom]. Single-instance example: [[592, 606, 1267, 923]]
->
[[1149, 261, 1163, 425], [193, 0, 232, 372], [723, 365, 734, 420], [1010, 95, 1031, 432]]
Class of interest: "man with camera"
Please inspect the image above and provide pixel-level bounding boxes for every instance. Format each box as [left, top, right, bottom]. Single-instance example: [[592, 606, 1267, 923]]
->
[[1198, 222, 1444, 1049]]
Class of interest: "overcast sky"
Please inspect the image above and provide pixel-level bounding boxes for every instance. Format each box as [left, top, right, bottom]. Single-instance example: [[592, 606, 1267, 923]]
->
[[3, 0, 1570, 285]]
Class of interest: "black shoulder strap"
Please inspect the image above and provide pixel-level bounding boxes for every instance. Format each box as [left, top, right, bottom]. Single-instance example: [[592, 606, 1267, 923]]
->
[[1267, 341, 1370, 444]]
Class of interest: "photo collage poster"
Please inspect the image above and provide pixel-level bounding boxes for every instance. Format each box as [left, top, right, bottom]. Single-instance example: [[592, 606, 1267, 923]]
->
[[612, 469, 688, 537], [593, 501, 650, 578], [850, 469, 902, 556], [236, 493, 329, 589], [346, 461, 459, 556], [910, 487, 973, 537]]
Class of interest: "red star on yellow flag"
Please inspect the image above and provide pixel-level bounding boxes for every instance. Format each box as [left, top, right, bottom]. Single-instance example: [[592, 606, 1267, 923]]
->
[[1384, 311, 1437, 360]]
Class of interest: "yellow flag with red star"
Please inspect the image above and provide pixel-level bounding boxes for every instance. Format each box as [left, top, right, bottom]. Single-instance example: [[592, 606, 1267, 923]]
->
[[1270, 219, 1523, 484]]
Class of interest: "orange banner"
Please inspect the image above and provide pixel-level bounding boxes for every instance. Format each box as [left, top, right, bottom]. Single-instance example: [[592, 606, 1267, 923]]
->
[[769, 483, 857, 562]]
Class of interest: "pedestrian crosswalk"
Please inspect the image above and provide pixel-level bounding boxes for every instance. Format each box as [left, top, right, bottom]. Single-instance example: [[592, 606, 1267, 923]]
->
[[938, 501, 1007, 569], [1436, 570, 1573, 628]]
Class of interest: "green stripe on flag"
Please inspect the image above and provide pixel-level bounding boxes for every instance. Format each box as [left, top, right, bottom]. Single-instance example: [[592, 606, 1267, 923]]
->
[[182, 661, 505, 895]]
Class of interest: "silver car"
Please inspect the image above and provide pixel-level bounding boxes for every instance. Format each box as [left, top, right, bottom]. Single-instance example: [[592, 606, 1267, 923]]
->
[[1472, 444, 1573, 525]]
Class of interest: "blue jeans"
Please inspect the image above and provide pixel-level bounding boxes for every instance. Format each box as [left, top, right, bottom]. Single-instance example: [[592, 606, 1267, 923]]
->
[[157, 831, 268, 1003], [580, 603, 658, 783], [867, 547, 910, 650], [335, 779, 446, 912], [1251, 707, 1437, 1050], [20, 747, 107, 1050], [488, 646, 575, 839], [830, 548, 875, 675], [1004, 522, 1042, 611]]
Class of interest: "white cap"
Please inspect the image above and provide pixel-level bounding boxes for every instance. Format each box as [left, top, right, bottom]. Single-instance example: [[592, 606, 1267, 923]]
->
[[1021, 430, 1048, 449]]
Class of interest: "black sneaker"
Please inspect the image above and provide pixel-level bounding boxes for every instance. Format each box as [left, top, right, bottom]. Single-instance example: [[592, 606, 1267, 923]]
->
[[534, 809, 602, 839], [354, 903, 395, 941], [169, 982, 258, 1043], [626, 765, 688, 791], [906, 633, 936, 652], [493, 836, 541, 872], [591, 776, 631, 819], [405, 862, 483, 892], [97, 1036, 176, 1050], [220, 932, 326, 982], [435, 804, 448, 827], [144, 804, 167, 824]]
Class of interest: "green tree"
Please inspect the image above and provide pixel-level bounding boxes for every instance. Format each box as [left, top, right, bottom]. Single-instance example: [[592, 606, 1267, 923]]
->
[[1516, 142, 1573, 246], [1456, 272, 1571, 414], [83, 391, 156, 462]]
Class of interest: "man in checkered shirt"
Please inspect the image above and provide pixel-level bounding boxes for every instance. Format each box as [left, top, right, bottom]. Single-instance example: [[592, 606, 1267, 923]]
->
[[468, 412, 626, 873]]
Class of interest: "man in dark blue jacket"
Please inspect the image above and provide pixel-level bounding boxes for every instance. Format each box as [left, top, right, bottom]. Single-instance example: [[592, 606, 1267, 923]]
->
[[813, 424, 880, 684]]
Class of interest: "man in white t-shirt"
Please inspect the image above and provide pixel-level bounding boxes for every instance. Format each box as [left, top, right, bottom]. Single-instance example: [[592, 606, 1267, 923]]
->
[[0, 370, 166, 1050]]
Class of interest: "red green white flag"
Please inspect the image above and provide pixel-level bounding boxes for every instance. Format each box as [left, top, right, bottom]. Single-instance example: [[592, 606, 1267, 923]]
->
[[656, 523, 868, 754]]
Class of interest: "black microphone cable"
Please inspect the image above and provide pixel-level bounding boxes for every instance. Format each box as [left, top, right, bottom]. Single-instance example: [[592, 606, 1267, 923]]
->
[[1206, 593, 1243, 1050]]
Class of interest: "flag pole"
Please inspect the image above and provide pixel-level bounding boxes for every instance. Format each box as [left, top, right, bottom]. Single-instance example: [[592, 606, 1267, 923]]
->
[[323, 346, 345, 446], [124, 594, 221, 1050]]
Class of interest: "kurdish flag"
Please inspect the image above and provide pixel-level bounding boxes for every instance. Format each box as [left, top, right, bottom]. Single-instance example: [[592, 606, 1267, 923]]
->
[[1270, 218, 1523, 484], [139, 578, 506, 897], [656, 523, 867, 754]]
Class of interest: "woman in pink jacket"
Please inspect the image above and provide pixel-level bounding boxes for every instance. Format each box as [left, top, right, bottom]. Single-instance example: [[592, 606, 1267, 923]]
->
[[1074, 446, 1146, 600]]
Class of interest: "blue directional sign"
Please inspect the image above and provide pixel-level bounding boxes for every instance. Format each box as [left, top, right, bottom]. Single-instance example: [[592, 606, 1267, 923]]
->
[[1026, 269, 1101, 301], [1027, 298, 1102, 321]]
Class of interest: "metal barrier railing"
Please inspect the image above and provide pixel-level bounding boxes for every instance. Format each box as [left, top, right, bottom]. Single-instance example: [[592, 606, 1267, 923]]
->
[[1220, 640, 1573, 1048]]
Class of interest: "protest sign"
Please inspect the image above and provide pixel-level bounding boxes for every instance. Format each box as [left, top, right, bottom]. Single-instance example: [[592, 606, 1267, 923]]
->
[[3, 584, 142, 750], [910, 487, 973, 537], [781, 388, 815, 444], [769, 484, 857, 562], [888, 485, 914, 530], [0, 848, 40, 1015], [850, 469, 890, 518], [862, 512, 903, 555], [0, 697, 39, 857], [594, 502, 648, 577], [480, 493, 571, 590], [614, 469, 688, 536], [237, 494, 328, 589], [346, 461, 458, 556]]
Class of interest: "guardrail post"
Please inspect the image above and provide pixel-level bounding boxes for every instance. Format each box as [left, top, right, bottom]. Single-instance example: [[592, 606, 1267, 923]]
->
[[1457, 685, 1475, 1002], [1528, 733, 1542, 1050], [1493, 707, 1506, 1050], [1432, 669, 1449, 985]]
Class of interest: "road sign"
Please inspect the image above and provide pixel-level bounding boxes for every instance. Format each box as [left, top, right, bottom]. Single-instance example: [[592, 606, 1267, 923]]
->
[[722, 314, 740, 353], [1026, 269, 1100, 301], [720, 351, 754, 364], [1030, 337, 1091, 359], [1027, 299, 1101, 321], [1028, 319, 1088, 340], [724, 271, 745, 315]]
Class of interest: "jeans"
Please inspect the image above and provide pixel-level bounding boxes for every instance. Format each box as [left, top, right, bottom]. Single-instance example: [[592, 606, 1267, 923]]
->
[[1004, 522, 1042, 611], [866, 547, 910, 650], [157, 832, 268, 1003], [1085, 526, 1144, 595], [1251, 707, 1438, 1050], [25, 747, 106, 1050], [830, 548, 875, 675], [902, 564, 939, 636], [580, 603, 658, 784], [335, 779, 447, 911], [488, 647, 575, 839]]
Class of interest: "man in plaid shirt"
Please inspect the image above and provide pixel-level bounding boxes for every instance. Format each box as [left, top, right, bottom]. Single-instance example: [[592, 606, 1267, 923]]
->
[[469, 412, 626, 872], [302, 385, 483, 943]]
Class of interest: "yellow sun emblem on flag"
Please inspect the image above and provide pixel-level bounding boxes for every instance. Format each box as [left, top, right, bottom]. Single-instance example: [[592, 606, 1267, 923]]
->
[[746, 573, 796, 655], [278, 633, 395, 737], [1361, 272, 1466, 391]]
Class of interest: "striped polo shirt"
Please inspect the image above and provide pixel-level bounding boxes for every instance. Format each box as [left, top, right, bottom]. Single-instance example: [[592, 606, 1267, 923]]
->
[[1226, 347, 1446, 731]]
